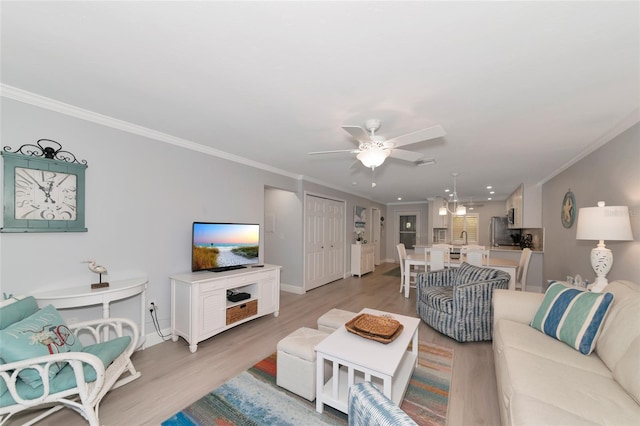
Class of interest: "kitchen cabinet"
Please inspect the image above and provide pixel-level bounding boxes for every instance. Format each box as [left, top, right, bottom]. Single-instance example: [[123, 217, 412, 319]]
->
[[429, 199, 449, 228], [506, 183, 542, 228], [506, 184, 523, 228]]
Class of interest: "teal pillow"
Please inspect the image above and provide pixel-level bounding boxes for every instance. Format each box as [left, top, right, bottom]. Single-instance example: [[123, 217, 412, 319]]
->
[[0, 305, 83, 389], [0, 296, 39, 330], [0, 357, 7, 397], [530, 282, 614, 355]]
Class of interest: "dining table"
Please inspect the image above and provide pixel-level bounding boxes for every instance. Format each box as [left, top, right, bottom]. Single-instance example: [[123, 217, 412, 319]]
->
[[403, 253, 519, 298]]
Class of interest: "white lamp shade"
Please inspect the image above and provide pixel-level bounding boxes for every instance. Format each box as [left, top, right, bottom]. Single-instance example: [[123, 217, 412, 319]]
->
[[576, 202, 633, 241], [439, 206, 447, 216], [456, 205, 467, 216], [357, 148, 390, 168]]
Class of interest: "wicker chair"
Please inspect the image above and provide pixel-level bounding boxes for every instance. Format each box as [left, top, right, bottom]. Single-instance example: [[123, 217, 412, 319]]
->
[[0, 296, 141, 425], [416, 262, 510, 342]]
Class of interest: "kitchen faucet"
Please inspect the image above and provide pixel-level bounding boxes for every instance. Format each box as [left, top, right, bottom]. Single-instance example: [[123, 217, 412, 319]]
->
[[460, 230, 468, 245]]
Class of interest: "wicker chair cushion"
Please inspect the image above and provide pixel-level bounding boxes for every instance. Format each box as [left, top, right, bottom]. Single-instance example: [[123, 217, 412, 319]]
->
[[0, 336, 130, 408], [453, 262, 499, 286]]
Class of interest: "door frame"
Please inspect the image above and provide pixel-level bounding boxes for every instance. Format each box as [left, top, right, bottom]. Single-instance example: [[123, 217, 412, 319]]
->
[[371, 207, 381, 265]]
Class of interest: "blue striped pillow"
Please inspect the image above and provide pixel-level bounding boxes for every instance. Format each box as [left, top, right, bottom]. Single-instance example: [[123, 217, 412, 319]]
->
[[530, 281, 614, 355]]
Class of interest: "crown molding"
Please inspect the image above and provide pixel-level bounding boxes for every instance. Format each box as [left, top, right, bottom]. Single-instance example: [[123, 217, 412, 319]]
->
[[539, 109, 640, 185], [0, 84, 303, 180]]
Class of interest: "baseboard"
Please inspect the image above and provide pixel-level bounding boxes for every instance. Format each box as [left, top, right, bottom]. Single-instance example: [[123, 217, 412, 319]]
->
[[143, 327, 173, 349], [280, 283, 305, 294]]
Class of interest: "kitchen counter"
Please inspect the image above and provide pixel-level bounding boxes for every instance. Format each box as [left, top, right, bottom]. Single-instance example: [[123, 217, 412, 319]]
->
[[491, 246, 543, 253]]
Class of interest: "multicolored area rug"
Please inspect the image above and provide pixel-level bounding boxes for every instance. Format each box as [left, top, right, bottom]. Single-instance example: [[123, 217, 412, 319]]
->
[[162, 343, 452, 426]]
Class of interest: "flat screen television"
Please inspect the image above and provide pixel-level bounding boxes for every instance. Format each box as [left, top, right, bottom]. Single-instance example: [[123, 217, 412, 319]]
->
[[192, 222, 260, 272]]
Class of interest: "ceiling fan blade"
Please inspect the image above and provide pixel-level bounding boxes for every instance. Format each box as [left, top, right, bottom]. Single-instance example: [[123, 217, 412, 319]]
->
[[342, 125, 370, 141], [387, 125, 446, 148], [308, 149, 359, 155], [389, 149, 425, 162]]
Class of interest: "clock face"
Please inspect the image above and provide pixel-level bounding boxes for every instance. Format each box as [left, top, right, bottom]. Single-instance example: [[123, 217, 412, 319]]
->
[[14, 167, 77, 220]]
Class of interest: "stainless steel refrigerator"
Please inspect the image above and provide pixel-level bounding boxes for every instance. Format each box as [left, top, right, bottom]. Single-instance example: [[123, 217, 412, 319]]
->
[[490, 216, 519, 246]]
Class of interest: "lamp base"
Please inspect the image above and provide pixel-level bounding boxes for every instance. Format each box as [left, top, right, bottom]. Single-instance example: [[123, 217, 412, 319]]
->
[[588, 277, 608, 293], [589, 244, 613, 293]]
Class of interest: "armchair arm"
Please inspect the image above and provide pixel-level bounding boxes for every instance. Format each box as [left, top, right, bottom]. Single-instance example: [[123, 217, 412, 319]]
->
[[454, 275, 510, 311], [0, 352, 105, 407]]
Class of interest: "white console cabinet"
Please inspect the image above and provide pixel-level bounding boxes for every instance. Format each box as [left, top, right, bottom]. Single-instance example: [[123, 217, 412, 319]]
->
[[170, 265, 281, 353], [351, 244, 375, 277]]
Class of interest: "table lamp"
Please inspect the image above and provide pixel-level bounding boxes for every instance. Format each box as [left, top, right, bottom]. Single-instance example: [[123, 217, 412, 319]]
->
[[576, 201, 633, 292]]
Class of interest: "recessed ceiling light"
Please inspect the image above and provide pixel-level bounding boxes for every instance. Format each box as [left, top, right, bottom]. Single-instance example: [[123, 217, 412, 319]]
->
[[397, 197, 402, 201], [352, 181, 357, 185], [486, 186, 493, 189], [490, 191, 495, 194], [444, 189, 450, 193], [487, 197, 492, 200]]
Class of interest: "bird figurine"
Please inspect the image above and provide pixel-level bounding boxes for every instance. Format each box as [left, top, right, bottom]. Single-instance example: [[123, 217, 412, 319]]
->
[[82, 260, 109, 289]]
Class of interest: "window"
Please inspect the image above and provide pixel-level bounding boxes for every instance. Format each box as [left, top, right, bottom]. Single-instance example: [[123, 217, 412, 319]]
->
[[452, 214, 479, 244], [399, 214, 417, 249]]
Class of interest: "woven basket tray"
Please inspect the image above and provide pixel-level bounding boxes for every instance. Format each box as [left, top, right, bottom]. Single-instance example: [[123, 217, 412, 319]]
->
[[345, 313, 404, 344]]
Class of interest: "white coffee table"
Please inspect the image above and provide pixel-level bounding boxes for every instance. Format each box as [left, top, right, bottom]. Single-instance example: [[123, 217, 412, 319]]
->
[[314, 308, 420, 414]]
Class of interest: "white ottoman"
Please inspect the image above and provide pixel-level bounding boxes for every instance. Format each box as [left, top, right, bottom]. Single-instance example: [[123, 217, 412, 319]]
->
[[317, 308, 357, 333], [276, 327, 329, 401]]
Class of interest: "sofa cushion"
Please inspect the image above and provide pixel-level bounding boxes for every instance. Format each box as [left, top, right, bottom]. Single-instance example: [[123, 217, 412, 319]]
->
[[0, 305, 83, 389], [501, 346, 640, 425], [453, 262, 499, 286], [494, 320, 611, 378], [530, 282, 613, 355], [594, 280, 640, 404], [419, 286, 453, 314]]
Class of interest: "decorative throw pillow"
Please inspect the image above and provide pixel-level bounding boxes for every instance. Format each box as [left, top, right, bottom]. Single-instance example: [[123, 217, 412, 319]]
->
[[0, 304, 83, 388], [530, 281, 614, 355]]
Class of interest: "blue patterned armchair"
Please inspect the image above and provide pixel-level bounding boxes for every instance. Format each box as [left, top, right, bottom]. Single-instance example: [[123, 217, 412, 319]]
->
[[416, 262, 510, 342]]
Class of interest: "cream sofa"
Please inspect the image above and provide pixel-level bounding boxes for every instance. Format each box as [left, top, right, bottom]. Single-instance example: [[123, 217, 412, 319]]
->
[[492, 280, 640, 426]]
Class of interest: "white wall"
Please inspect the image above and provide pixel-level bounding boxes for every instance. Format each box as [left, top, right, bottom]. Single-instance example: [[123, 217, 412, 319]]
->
[[0, 98, 300, 332], [264, 187, 302, 291], [542, 122, 640, 285], [0, 97, 389, 340]]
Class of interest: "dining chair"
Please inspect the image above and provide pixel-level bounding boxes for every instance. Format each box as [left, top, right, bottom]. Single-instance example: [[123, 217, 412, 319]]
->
[[515, 248, 533, 291], [426, 246, 450, 271], [396, 243, 414, 293], [465, 248, 490, 267]]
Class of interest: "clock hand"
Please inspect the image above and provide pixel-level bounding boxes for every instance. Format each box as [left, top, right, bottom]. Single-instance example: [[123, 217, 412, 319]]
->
[[37, 181, 56, 203]]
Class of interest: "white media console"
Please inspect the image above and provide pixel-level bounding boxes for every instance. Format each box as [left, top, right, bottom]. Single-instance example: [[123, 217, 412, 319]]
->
[[170, 264, 281, 353]]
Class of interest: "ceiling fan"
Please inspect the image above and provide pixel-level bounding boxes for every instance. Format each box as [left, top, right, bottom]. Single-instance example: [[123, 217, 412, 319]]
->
[[309, 119, 446, 169]]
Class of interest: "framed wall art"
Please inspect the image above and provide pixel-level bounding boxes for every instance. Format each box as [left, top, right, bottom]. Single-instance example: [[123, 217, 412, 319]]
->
[[561, 190, 576, 229]]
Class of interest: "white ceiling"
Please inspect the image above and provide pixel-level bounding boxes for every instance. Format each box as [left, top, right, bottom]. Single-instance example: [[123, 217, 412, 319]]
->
[[2, 1, 638, 204]]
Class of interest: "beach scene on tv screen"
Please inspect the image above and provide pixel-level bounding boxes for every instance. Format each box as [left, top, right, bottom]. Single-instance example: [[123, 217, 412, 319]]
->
[[193, 223, 259, 270]]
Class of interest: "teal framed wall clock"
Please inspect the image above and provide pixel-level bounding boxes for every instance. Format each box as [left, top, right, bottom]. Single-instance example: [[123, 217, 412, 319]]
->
[[561, 190, 576, 229], [1, 140, 88, 233]]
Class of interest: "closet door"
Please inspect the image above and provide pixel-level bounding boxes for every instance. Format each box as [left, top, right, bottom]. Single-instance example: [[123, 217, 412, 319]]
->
[[304, 195, 345, 291], [324, 199, 345, 282]]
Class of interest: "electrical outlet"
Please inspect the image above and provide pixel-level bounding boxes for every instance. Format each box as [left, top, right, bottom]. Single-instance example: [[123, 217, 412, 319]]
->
[[148, 299, 157, 311]]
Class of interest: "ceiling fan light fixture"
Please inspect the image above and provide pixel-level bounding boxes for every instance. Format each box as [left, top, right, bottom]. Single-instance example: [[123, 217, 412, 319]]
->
[[357, 148, 390, 168]]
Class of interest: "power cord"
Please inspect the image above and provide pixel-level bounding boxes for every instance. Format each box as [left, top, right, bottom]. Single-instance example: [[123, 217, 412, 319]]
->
[[149, 302, 172, 341]]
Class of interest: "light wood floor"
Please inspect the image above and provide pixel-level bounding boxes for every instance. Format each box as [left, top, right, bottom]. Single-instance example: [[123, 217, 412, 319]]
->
[[12, 263, 501, 426]]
